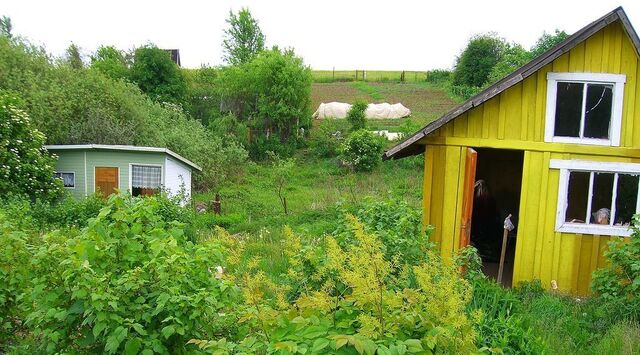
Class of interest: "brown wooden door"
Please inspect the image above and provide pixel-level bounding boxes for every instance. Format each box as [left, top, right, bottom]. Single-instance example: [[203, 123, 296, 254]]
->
[[459, 148, 477, 249], [95, 167, 119, 196]]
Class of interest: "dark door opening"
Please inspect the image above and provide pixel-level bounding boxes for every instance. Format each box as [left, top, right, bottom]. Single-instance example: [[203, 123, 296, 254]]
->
[[469, 148, 524, 287]]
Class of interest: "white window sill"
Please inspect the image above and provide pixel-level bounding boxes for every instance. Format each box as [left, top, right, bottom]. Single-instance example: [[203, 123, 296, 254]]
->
[[556, 223, 632, 237], [548, 137, 614, 146]]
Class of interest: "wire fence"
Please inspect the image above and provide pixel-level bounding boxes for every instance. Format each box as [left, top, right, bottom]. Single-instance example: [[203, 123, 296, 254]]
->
[[312, 69, 428, 83]]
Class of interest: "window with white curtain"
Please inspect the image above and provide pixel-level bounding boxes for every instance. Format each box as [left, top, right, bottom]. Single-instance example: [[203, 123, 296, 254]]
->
[[54, 172, 75, 188], [131, 165, 162, 197]]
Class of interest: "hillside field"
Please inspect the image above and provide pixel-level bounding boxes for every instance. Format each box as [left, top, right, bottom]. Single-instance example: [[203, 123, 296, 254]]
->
[[312, 69, 428, 83], [310, 81, 459, 131]]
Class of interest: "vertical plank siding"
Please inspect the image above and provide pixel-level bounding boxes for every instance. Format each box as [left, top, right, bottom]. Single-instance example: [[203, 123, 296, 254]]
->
[[422, 22, 640, 295]]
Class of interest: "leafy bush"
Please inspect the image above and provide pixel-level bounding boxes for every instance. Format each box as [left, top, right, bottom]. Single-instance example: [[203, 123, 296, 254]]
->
[[453, 33, 506, 87], [247, 134, 297, 161], [194, 217, 478, 353], [334, 198, 431, 264], [6, 195, 239, 353], [339, 129, 385, 172], [346, 99, 368, 131], [426, 69, 452, 84], [129, 45, 188, 105], [592, 215, 640, 320], [308, 119, 347, 158], [208, 113, 249, 146], [0, 92, 62, 200]]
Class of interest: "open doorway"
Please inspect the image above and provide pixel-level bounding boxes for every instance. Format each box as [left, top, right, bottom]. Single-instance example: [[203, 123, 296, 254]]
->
[[470, 148, 524, 287]]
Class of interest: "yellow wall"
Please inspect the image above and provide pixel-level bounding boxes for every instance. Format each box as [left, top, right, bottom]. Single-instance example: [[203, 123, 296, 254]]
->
[[420, 21, 640, 295]]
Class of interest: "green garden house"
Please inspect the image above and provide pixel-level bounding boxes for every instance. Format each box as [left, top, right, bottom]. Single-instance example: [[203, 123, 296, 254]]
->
[[45, 144, 201, 203]]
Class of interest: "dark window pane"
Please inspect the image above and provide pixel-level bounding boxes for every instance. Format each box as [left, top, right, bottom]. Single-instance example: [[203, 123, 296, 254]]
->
[[566, 171, 590, 223], [614, 174, 638, 226], [590, 172, 614, 224], [554, 82, 584, 137], [54, 172, 74, 188], [584, 84, 613, 139]]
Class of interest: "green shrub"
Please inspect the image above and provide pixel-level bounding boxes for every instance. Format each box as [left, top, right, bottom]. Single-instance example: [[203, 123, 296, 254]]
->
[[208, 113, 249, 146], [0, 92, 62, 200], [248, 134, 297, 161], [426, 69, 452, 84], [308, 119, 348, 158], [15, 195, 239, 353], [592, 215, 640, 320], [346, 99, 367, 131], [334, 198, 431, 264], [339, 129, 385, 172]]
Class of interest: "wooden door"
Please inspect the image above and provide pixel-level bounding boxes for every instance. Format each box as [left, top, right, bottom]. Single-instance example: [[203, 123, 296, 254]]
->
[[95, 167, 119, 196], [459, 148, 477, 249]]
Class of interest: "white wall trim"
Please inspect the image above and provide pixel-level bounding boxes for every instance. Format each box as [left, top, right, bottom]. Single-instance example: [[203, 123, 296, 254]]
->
[[547, 72, 626, 83], [128, 163, 164, 195], [83, 151, 88, 196], [550, 159, 640, 173], [544, 72, 626, 147]]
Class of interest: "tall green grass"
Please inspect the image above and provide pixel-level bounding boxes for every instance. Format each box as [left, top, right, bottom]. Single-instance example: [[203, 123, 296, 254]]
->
[[312, 70, 428, 83]]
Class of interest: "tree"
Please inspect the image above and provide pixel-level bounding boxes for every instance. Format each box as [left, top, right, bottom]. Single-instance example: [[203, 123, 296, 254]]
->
[[0, 16, 12, 38], [90, 45, 129, 81], [346, 99, 368, 131], [129, 44, 187, 105], [453, 34, 506, 87], [530, 29, 569, 58], [64, 43, 83, 69], [0, 92, 62, 200], [222, 8, 265, 65], [486, 43, 531, 84]]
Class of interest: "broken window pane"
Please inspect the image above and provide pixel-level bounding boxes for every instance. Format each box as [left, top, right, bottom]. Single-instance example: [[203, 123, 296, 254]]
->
[[554, 82, 584, 137], [566, 171, 590, 223], [590, 172, 614, 224], [614, 174, 639, 226], [584, 84, 613, 139]]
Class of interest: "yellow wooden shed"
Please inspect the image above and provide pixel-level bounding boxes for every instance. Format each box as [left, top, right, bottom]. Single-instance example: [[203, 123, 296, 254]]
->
[[385, 7, 640, 295]]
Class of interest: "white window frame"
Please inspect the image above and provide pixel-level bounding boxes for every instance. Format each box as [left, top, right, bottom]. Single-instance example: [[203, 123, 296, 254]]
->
[[545, 72, 626, 146], [54, 171, 75, 189], [551, 159, 640, 237], [128, 163, 164, 196]]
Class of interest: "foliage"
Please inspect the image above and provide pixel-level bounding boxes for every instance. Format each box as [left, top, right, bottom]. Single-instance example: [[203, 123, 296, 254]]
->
[[347, 99, 368, 131], [334, 198, 431, 264], [222, 7, 266, 65], [0, 92, 62, 200], [3, 195, 239, 353], [453, 33, 506, 87], [426, 69, 452, 84], [64, 43, 84, 69], [130, 44, 187, 105], [308, 119, 348, 158], [208, 112, 249, 146], [530, 29, 569, 58], [591, 215, 640, 320], [183, 66, 220, 125], [193, 217, 478, 353], [0, 15, 12, 38], [486, 43, 530, 84], [339, 129, 385, 172], [218, 47, 312, 148], [248, 134, 298, 161], [268, 152, 296, 215], [90, 45, 130, 81]]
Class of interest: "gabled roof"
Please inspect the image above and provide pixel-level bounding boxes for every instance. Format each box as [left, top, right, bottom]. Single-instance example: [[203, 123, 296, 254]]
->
[[385, 6, 640, 160], [44, 144, 202, 171]]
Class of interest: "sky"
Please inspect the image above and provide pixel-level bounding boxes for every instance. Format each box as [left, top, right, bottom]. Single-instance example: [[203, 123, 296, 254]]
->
[[3, 0, 640, 71]]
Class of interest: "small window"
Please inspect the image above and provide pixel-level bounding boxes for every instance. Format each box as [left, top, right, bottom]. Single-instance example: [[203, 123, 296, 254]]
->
[[54, 172, 75, 188], [552, 160, 640, 236], [545, 73, 625, 146], [131, 165, 162, 197]]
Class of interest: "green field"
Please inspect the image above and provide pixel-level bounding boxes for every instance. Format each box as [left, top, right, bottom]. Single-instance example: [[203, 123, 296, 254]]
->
[[312, 69, 428, 83]]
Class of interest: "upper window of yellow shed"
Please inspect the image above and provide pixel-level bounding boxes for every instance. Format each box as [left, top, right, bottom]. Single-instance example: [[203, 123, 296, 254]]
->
[[545, 72, 626, 146]]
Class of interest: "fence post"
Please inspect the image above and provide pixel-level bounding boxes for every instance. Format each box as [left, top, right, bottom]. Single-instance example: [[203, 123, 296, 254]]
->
[[333, 67, 335, 81]]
